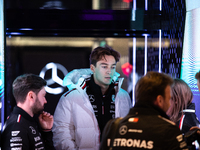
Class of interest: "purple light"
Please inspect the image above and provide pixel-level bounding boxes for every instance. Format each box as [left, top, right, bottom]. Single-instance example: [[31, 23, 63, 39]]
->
[[82, 14, 113, 21]]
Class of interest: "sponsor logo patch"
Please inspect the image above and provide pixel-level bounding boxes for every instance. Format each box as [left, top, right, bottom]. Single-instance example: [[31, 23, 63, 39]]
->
[[34, 136, 41, 142], [10, 137, 22, 142], [10, 143, 22, 147], [11, 147, 22, 150], [35, 141, 43, 147], [176, 134, 183, 142], [107, 138, 154, 149], [128, 118, 139, 123], [11, 131, 20, 136], [180, 141, 187, 148], [128, 129, 143, 133]]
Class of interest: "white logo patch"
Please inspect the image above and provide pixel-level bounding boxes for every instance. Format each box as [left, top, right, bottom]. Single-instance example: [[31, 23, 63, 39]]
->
[[10, 137, 22, 142], [34, 136, 41, 142], [176, 134, 183, 142], [119, 125, 128, 135], [11, 147, 22, 150], [10, 143, 22, 147], [11, 131, 20, 136], [88, 95, 95, 102], [108, 138, 154, 149]]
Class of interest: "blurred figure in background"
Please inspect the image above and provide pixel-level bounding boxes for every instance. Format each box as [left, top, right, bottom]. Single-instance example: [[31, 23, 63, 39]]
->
[[167, 78, 200, 134], [167, 78, 200, 149]]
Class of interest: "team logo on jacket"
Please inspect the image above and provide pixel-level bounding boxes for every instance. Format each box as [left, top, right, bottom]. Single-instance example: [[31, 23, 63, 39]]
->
[[29, 126, 36, 134], [128, 118, 139, 123], [89, 94, 95, 102], [112, 95, 115, 103], [119, 125, 128, 135]]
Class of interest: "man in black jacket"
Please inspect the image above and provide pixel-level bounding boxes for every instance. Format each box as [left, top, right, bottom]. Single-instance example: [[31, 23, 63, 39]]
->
[[100, 71, 189, 150], [1, 74, 55, 150]]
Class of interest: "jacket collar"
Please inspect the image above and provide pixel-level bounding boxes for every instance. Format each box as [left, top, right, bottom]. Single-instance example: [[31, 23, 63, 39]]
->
[[13, 106, 35, 122], [130, 102, 170, 119], [63, 68, 123, 91], [181, 102, 195, 113]]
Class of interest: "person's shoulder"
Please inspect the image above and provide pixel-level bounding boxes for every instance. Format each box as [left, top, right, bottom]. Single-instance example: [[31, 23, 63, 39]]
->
[[157, 115, 176, 126], [103, 117, 122, 133], [3, 114, 29, 132], [156, 115, 183, 133], [183, 113, 200, 126], [62, 85, 86, 99], [117, 88, 131, 101], [58, 87, 83, 104], [118, 88, 129, 95], [62, 88, 78, 97]]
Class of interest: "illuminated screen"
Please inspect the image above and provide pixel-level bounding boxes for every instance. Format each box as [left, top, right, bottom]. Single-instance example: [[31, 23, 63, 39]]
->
[[181, 0, 200, 119]]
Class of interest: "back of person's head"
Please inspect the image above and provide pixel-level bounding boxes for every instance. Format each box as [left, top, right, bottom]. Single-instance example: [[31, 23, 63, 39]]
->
[[135, 71, 173, 104], [12, 74, 47, 104], [89, 46, 120, 66], [167, 78, 193, 123], [195, 70, 200, 81]]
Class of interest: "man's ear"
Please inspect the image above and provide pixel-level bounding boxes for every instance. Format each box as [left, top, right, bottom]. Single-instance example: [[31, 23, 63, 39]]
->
[[27, 91, 35, 102], [90, 64, 95, 73], [154, 95, 163, 108]]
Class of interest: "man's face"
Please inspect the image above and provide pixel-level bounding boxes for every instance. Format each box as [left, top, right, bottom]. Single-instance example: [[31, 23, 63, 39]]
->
[[197, 79, 200, 92], [160, 85, 172, 112], [91, 55, 116, 88], [32, 87, 47, 114]]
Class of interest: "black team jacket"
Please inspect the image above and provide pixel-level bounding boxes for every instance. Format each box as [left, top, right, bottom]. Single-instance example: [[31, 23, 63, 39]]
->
[[1, 106, 55, 150], [100, 102, 189, 150]]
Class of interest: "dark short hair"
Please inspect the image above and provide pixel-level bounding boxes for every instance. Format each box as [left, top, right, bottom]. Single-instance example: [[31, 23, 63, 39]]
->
[[135, 71, 173, 104], [89, 46, 120, 66], [195, 71, 200, 81], [12, 74, 47, 104]]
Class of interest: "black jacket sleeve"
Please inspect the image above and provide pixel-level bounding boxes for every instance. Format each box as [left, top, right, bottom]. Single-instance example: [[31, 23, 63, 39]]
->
[[41, 130, 56, 150]]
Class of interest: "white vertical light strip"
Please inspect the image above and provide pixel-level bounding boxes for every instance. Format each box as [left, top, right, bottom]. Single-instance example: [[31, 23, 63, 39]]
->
[[160, 0, 162, 11], [145, 0, 148, 10], [132, 37, 136, 106], [132, 0, 136, 21], [144, 34, 147, 75], [92, 0, 100, 10], [0, 0, 4, 130], [159, 29, 162, 72], [133, 0, 136, 10]]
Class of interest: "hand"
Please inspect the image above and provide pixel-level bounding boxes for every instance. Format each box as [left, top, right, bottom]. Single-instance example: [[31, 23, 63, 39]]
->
[[190, 126, 200, 135], [38, 111, 54, 131]]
